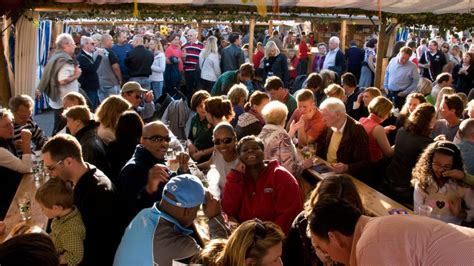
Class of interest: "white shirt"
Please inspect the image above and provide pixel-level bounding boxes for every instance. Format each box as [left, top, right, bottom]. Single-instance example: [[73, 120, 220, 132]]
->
[[323, 47, 339, 70], [48, 63, 79, 109], [0, 147, 33, 173]]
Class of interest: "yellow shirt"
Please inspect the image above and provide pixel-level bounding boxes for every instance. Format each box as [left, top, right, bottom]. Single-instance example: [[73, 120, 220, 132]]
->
[[327, 130, 343, 163]]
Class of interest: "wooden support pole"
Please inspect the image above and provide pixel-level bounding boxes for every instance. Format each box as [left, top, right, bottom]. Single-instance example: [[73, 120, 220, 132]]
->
[[249, 17, 256, 63], [340, 19, 347, 50], [268, 20, 273, 35], [374, 20, 386, 89], [197, 20, 202, 40]]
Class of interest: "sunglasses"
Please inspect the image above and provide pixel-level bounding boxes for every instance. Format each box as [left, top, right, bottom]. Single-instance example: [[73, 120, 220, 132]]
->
[[144, 135, 171, 143], [134, 94, 142, 99], [213, 137, 234, 145], [45, 160, 64, 171]]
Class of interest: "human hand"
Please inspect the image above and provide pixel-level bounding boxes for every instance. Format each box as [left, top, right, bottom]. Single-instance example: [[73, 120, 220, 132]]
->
[[302, 158, 313, 169], [384, 125, 396, 134], [442, 169, 465, 180], [74, 65, 82, 77], [203, 191, 222, 219], [20, 129, 32, 144], [176, 152, 190, 172], [433, 134, 446, 141], [357, 92, 363, 103], [331, 162, 348, 173], [233, 160, 246, 173], [35, 89, 41, 100], [144, 90, 154, 103], [290, 118, 305, 132], [146, 164, 170, 194]]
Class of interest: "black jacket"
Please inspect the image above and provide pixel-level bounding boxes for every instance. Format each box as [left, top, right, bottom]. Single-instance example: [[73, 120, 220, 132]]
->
[[282, 211, 319, 266], [0, 139, 22, 220], [452, 63, 474, 94], [106, 138, 139, 184], [125, 45, 154, 77], [74, 164, 125, 266], [77, 50, 102, 91], [345, 87, 362, 116], [221, 43, 245, 73], [345, 46, 364, 77], [263, 53, 290, 88], [75, 121, 111, 177], [329, 49, 347, 79]]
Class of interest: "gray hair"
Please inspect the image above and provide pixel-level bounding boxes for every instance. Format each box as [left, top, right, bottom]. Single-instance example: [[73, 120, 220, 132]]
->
[[265, 41, 280, 58], [320, 97, 346, 114], [133, 35, 144, 45], [80, 36, 93, 46], [55, 33, 74, 50], [329, 36, 340, 46], [187, 29, 198, 37], [262, 100, 288, 126]]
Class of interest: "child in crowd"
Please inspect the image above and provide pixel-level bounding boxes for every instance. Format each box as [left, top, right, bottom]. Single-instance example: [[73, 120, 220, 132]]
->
[[35, 178, 86, 266], [412, 141, 474, 225]]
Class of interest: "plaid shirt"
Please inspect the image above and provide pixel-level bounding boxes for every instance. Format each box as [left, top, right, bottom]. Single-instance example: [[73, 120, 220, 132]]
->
[[51, 207, 86, 266]]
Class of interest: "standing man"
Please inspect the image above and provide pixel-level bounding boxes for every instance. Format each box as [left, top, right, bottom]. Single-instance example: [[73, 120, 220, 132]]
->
[[125, 35, 154, 90], [77, 36, 103, 111], [308, 199, 474, 266], [322, 36, 346, 79], [384, 47, 420, 109], [97, 33, 122, 102], [36, 33, 81, 135], [419, 40, 447, 81], [112, 30, 133, 83], [345, 40, 365, 81], [221, 32, 245, 73], [182, 29, 204, 101], [41, 134, 124, 265]]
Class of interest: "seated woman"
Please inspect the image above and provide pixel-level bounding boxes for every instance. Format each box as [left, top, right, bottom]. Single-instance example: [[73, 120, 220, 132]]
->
[[216, 220, 284, 266], [258, 101, 312, 177], [282, 175, 368, 266], [349, 87, 382, 121], [412, 141, 474, 224], [0, 108, 33, 219], [235, 91, 270, 139], [63, 106, 111, 176], [227, 84, 249, 127], [56, 92, 87, 135], [106, 111, 144, 183], [95, 95, 131, 145], [397, 93, 426, 129], [187, 90, 214, 164], [222, 135, 303, 234], [384, 103, 435, 205], [324, 84, 346, 102]]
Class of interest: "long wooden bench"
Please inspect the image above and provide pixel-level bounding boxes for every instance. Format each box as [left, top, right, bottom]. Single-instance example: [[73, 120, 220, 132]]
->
[[0, 174, 49, 243], [306, 157, 413, 217]]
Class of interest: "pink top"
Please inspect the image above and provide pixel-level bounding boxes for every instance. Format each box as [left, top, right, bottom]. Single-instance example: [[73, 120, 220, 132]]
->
[[359, 114, 384, 162], [350, 215, 474, 266], [165, 45, 183, 72]]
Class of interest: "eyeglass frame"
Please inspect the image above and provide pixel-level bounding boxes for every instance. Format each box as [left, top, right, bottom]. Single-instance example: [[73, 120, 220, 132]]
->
[[213, 137, 235, 146], [143, 135, 171, 143], [45, 159, 64, 172]]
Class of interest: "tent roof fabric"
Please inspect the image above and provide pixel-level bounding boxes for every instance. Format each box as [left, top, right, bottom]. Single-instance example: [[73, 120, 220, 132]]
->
[[56, 0, 473, 14]]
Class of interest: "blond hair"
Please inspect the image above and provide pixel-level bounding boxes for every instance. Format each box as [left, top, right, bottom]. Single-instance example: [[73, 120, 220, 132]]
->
[[227, 84, 249, 105], [264, 41, 280, 58], [417, 77, 432, 96], [324, 84, 345, 101], [95, 95, 131, 130], [368, 96, 393, 118], [262, 100, 288, 126]]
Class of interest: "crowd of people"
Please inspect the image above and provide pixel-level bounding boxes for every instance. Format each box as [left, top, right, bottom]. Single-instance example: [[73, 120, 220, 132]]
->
[[1, 25, 474, 265]]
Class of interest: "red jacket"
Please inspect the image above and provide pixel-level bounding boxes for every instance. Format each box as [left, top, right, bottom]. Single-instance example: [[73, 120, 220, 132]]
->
[[222, 160, 302, 234]]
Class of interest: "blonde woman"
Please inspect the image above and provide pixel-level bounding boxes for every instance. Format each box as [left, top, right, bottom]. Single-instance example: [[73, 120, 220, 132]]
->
[[95, 95, 131, 144], [216, 220, 285, 266], [199, 36, 221, 91], [324, 84, 346, 102], [263, 41, 289, 88], [149, 38, 166, 98], [417, 77, 434, 104]]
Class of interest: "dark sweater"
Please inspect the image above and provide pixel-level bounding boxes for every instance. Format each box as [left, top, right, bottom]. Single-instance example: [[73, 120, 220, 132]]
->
[[77, 50, 102, 91], [75, 121, 111, 177], [125, 45, 154, 77]]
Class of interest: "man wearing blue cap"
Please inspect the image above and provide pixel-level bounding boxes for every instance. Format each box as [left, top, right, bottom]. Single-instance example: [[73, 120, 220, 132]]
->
[[114, 174, 230, 266]]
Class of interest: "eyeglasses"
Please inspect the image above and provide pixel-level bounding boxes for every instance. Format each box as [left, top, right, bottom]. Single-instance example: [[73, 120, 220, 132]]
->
[[45, 160, 64, 171], [144, 135, 171, 143], [213, 137, 234, 145], [134, 94, 142, 99]]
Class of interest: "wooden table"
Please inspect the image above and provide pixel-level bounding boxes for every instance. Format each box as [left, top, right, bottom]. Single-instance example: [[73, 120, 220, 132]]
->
[[307, 158, 413, 217], [0, 174, 49, 243]]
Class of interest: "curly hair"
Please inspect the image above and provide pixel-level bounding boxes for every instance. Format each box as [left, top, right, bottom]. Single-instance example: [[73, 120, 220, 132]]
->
[[411, 141, 465, 192], [406, 103, 435, 136]]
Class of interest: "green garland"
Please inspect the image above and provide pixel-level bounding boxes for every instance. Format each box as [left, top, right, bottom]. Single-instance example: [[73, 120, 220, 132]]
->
[[12, 2, 474, 30]]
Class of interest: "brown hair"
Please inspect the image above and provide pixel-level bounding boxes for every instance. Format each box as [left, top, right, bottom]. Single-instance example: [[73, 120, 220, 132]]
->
[[363, 87, 382, 99], [0, 233, 59, 266], [245, 90, 270, 111], [35, 178, 74, 209], [227, 84, 249, 105], [442, 94, 464, 118], [368, 96, 393, 118], [9, 95, 34, 112], [406, 103, 435, 136], [305, 73, 322, 90], [63, 92, 87, 106], [204, 96, 234, 121], [400, 93, 426, 118], [62, 105, 91, 125], [264, 76, 284, 91], [95, 95, 131, 130], [295, 89, 315, 102], [190, 90, 211, 112], [239, 63, 254, 79], [399, 46, 413, 56], [42, 134, 83, 162], [191, 239, 227, 265]]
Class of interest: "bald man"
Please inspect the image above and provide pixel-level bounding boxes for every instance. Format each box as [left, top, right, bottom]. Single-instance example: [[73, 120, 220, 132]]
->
[[118, 121, 191, 222], [97, 33, 122, 101], [124, 35, 154, 89]]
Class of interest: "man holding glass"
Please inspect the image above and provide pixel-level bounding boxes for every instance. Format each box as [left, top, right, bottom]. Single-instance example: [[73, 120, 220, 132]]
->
[[118, 121, 190, 223]]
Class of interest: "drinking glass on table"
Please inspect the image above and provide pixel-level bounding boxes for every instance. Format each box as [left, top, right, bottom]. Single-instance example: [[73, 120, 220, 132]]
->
[[165, 149, 179, 172], [417, 205, 433, 217], [16, 193, 32, 221]]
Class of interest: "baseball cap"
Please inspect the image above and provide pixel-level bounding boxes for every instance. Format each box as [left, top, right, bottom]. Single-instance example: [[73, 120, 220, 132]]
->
[[162, 174, 205, 208], [121, 81, 147, 94]]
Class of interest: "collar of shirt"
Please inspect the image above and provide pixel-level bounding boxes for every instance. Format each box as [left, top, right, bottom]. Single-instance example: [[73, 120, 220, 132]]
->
[[331, 116, 347, 134], [350, 216, 372, 266], [82, 49, 93, 58], [152, 203, 193, 235]]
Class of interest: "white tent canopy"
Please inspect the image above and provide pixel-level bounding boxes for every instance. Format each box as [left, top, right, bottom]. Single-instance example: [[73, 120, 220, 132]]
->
[[56, 0, 473, 14]]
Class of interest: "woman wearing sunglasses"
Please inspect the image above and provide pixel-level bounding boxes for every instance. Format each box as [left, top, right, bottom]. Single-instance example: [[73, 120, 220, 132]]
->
[[222, 135, 302, 234], [198, 122, 239, 197]]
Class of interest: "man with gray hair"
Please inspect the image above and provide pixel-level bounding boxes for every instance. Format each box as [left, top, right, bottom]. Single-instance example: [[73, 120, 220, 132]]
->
[[316, 97, 370, 178], [322, 36, 346, 78], [125, 35, 154, 89], [458, 118, 474, 175], [36, 33, 81, 135], [96, 33, 122, 102], [182, 29, 204, 101], [77, 35, 104, 111]]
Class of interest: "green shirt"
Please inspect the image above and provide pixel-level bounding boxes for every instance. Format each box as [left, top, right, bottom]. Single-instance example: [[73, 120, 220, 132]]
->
[[50, 207, 86, 266], [188, 113, 214, 151], [285, 94, 297, 121], [211, 70, 238, 96]]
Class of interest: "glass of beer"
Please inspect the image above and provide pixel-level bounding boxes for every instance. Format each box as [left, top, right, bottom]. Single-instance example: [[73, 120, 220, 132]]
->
[[16, 193, 31, 221]]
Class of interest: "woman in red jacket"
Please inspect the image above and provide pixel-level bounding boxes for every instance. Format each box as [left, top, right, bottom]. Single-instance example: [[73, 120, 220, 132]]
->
[[221, 135, 303, 234]]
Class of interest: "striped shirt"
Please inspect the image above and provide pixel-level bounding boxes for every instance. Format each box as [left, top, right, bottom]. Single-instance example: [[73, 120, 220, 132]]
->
[[182, 41, 204, 72], [13, 119, 48, 156]]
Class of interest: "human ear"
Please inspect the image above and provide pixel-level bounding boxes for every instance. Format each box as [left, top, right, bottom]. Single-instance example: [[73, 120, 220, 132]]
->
[[245, 257, 256, 266]]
